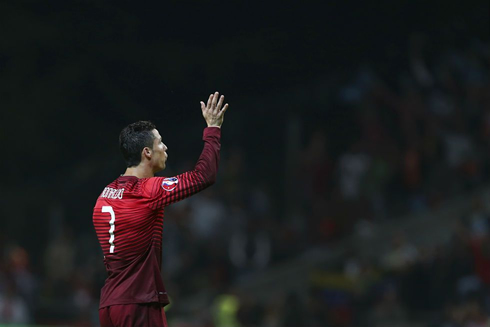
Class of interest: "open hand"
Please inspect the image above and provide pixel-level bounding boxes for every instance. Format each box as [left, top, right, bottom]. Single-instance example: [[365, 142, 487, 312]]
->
[[200, 92, 229, 128]]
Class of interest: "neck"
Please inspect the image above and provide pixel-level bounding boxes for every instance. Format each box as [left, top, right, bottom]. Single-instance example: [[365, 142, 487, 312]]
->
[[123, 165, 154, 179]]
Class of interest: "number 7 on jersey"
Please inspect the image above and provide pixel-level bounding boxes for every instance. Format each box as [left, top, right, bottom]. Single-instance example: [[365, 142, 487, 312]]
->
[[102, 206, 116, 253]]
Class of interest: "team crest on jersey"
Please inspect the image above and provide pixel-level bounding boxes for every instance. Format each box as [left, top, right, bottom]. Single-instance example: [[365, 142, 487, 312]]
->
[[162, 177, 179, 191]]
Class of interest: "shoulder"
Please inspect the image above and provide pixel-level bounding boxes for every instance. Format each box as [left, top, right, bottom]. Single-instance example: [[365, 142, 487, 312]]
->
[[140, 177, 160, 187], [142, 176, 180, 195], [140, 177, 164, 196]]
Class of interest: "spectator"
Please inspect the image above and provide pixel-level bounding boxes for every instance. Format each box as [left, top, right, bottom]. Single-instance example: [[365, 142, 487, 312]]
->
[[0, 279, 30, 324], [369, 284, 409, 327], [381, 233, 418, 271], [338, 142, 371, 201], [188, 189, 227, 241]]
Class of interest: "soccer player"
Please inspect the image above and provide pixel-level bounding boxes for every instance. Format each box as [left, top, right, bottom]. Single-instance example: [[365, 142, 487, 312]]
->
[[93, 92, 229, 327]]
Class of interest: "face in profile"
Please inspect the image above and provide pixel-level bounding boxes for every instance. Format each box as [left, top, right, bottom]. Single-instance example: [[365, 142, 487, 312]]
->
[[150, 129, 168, 172]]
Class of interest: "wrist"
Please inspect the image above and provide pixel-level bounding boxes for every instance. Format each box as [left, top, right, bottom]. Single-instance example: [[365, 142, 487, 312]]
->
[[207, 125, 221, 128]]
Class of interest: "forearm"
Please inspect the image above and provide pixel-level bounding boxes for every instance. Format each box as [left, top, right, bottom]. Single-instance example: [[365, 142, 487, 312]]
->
[[193, 127, 221, 185]]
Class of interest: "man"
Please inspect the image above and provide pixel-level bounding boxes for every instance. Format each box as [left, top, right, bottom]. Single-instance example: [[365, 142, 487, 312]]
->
[[93, 92, 229, 327]]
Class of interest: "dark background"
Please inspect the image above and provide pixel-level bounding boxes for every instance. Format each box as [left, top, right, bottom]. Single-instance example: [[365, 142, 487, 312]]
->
[[2, 0, 487, 243], [0, 0, 489, 326]]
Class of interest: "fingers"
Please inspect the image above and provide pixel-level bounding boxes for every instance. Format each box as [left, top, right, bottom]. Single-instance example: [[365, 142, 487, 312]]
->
[[220, 103, 229, 116], [217, 95, 224, 111], [211, 92, 219, 111], [202, 91, 227, 115], [206, 94, 213, 109]]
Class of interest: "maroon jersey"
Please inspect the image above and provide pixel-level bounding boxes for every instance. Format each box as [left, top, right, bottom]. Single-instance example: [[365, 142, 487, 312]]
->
[[93, 127, 221, 309]]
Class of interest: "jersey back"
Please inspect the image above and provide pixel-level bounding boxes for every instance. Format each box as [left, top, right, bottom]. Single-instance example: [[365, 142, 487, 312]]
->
[[92, 127, 221, 308], [93, 175, 170, 308]]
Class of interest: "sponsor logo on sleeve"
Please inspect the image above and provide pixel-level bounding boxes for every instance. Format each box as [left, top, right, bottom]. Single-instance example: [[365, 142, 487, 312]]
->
[[161, 177, 179, 191]]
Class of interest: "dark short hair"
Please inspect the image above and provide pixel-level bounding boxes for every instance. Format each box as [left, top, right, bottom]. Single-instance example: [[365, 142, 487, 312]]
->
[[119, 121, 156, 167]]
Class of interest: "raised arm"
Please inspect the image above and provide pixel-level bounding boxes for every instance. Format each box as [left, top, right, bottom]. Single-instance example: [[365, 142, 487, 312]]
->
[[147, 92, 229, 209]]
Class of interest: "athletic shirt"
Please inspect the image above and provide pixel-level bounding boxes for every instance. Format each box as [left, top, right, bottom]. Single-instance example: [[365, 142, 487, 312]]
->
[[93, 127, 221, 308]]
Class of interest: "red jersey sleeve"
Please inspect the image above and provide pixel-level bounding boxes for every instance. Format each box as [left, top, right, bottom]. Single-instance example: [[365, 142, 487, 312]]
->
[[143, 127, 221, 210]]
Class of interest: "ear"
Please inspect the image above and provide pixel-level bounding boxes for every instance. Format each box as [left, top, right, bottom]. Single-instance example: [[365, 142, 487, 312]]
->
[[142, 147, 152, 161]]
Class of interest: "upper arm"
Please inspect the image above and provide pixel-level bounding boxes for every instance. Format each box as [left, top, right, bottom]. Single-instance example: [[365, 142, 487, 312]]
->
[[144, 172, 213, 210], [144, 127, 221, 210]]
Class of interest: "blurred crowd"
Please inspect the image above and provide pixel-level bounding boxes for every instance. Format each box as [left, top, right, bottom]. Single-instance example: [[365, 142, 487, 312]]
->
[[298, 33, 490, 245], [303, 196, 490, 327], [0, 33, 489, 326]]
